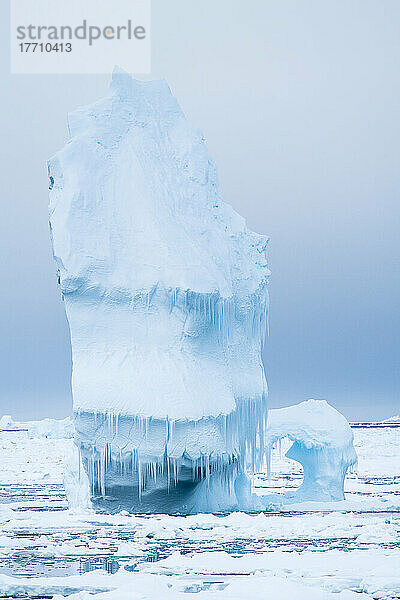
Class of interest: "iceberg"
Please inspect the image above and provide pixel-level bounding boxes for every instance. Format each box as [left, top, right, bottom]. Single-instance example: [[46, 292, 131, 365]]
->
[[48, 69, 356, 513], [48, 68, 270, 513], [266, 400, 357, 502]]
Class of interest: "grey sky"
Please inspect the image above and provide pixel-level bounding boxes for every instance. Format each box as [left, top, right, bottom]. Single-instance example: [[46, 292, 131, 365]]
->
[[0, 0, 399, 421]]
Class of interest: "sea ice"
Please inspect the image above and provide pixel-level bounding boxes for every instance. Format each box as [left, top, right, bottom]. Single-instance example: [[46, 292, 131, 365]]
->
[[0, 415, 73, 439], [0, 419, 398, 598]]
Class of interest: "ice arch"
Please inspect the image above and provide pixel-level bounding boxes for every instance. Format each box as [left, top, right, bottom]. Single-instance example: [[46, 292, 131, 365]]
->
[[265, 400, 357, 503]]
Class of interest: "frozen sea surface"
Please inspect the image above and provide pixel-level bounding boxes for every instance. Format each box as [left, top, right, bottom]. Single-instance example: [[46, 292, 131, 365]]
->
[[0, 425, 398, 599]]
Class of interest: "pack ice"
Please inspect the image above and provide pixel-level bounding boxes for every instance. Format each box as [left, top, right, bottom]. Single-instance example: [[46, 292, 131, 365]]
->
[[48, 68, 356, 513]]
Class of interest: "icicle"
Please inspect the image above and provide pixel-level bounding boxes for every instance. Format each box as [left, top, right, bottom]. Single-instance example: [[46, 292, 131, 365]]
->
[[137, 457, 142, 500], [266, 445, 272, 480]]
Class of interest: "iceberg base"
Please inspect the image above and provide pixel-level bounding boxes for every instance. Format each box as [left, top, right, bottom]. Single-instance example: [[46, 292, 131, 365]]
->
[[75, 410, 262, 514]]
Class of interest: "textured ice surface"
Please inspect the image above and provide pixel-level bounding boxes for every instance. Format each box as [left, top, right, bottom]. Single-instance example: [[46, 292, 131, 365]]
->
[[266, 400, 357, 502], [63, 443, 92, 512], [48, 69, 269, 511], [0, 422, 398, 599]]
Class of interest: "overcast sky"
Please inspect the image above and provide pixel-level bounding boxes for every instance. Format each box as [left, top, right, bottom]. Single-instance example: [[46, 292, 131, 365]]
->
[[0, 0, 399, 421]]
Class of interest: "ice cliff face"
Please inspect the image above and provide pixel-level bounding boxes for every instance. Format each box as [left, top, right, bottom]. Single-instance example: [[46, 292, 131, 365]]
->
[[48, 68, 269, 512]]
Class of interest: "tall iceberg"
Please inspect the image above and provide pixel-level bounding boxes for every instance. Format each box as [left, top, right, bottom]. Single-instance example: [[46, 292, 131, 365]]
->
[[48, 69, 270, 513]]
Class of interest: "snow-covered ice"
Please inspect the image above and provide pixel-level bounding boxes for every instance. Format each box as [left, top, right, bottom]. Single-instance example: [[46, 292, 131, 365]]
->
[[0, 415, 73, 439], [0, 419, 398, 599]]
